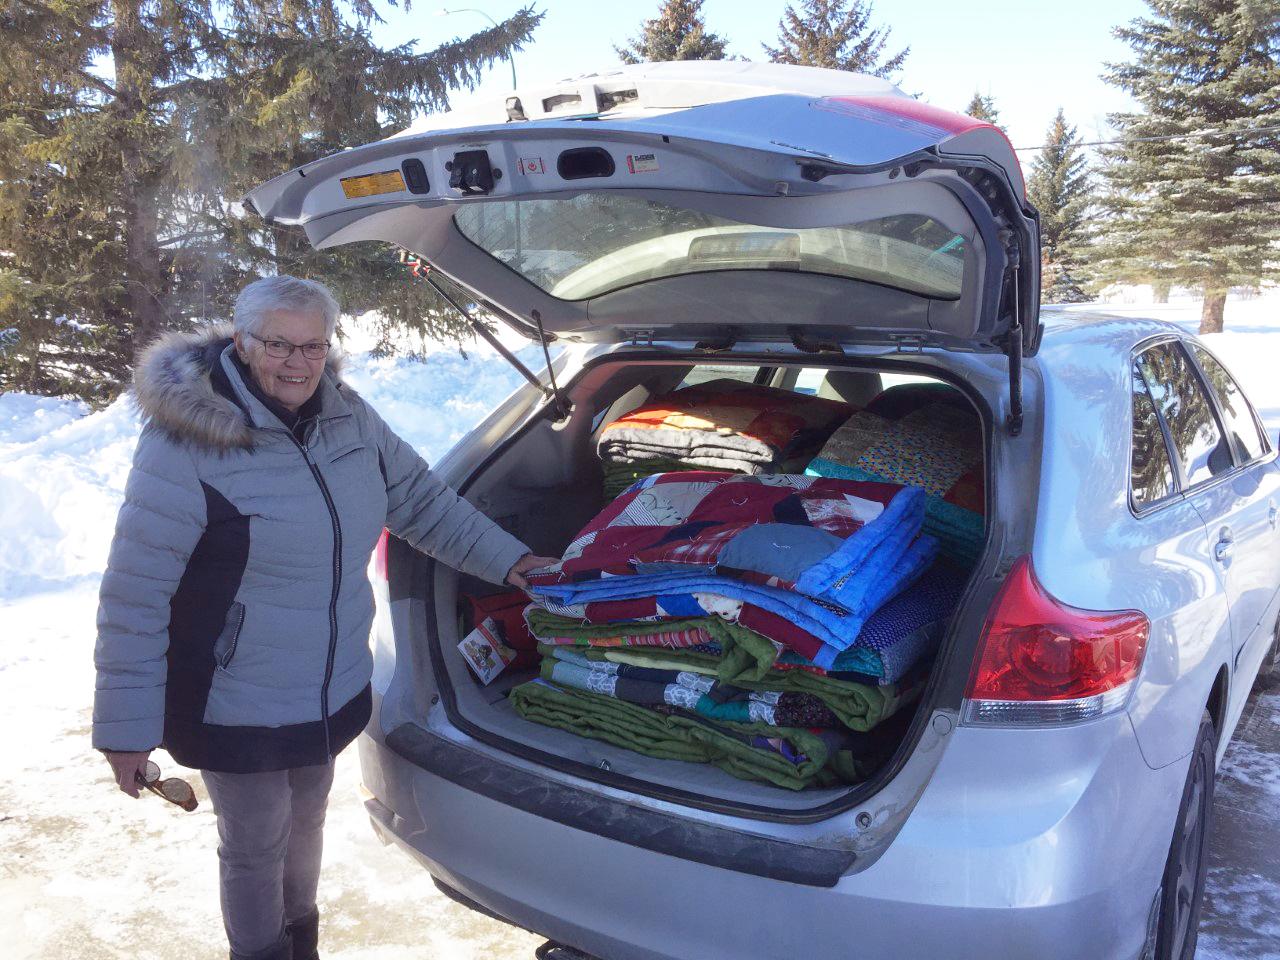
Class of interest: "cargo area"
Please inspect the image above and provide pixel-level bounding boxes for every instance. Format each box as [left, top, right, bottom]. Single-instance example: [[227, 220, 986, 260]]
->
[[425, 356, 989, 811]]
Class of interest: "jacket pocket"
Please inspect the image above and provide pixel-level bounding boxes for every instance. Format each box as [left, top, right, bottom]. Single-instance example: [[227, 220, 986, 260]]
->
[[327, 443, 366, 466], [212, 601, 246, 669]]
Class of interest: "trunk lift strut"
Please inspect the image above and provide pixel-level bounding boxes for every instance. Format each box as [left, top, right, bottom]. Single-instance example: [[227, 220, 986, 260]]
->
[[1004, 262, 1024, 437], [423, 272, 570, 419]]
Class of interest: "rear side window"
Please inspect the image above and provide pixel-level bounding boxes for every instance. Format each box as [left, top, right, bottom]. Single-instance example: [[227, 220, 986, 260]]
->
[[1188, 345, 1269, 463], [1136, 342, 1234, 487], [1131, 364, 1177, 507]]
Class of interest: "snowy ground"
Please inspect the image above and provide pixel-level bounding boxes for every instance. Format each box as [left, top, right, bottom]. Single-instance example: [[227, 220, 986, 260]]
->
[[0, 297, 1277, 958]]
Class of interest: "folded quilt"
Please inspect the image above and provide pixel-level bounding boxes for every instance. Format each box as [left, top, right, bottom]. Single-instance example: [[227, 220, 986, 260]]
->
[[529, 552, 962, 686], [806, 461, 983, 565], [602, 457, 703, 498], [601, 642, 886, 687], [810, 407, 979, 497], [806, 405, 984, 566], [598, 379, 850, 473], [540, 652, 845, 729], [528, 472, 936, 666], [532, 540, 936, 669], [510, 678, 836, 790], [540, 643, 902, 731], [526, 607, 786, 682], [775, 560, 968, 683]]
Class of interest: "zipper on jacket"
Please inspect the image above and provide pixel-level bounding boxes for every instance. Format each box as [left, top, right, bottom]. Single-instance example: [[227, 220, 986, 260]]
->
[[291, 433, 343, 760], [219, 603, 246, 669]]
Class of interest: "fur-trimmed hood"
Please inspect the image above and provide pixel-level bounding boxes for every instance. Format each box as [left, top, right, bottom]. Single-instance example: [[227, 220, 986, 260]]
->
[[132, 323, 346, 452]]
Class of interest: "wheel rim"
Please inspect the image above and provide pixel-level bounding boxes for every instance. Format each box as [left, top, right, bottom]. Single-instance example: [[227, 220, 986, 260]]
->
[[1168, 750, 1209, 959]]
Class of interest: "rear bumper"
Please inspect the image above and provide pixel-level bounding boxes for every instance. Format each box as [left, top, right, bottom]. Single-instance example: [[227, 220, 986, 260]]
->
[[357, 714, 1186, 960]]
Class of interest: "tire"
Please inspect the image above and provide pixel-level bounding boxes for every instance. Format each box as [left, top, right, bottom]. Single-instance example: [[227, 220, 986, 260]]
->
[[1255, 617, 1280, 691], [1154, 710, 1216, 960]]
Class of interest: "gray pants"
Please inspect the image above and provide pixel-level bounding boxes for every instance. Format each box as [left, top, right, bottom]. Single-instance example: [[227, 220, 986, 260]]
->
[[202, 761, 335, 957]]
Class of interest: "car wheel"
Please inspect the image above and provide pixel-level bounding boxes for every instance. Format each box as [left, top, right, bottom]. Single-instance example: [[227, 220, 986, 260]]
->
[[1154, 710, 1216, 960], [1255, 618, 1280, 690]]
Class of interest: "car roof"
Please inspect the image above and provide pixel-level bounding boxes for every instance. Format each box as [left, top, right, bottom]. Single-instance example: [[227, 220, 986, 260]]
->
[[1038, 309, 1187, 356]]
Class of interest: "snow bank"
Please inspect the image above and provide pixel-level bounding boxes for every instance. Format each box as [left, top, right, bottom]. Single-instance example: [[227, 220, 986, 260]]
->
[[0, 395, 140, 598]]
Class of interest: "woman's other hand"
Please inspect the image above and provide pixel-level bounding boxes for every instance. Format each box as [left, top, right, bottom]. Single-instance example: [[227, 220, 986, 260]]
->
[[505, 553, 559, 591], [103, 749, 152, 798]]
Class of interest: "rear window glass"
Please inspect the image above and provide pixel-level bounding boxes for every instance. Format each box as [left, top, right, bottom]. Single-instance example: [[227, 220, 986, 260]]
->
[[1136, 342, 1234, 487], [677, 364, 763, 389], [454, 195, 966, 301], [1189, 345, 1269, 462]]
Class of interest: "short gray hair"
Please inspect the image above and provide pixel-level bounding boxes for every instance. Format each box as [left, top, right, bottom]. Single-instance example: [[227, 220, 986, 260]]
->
[[233, 276, 340, 339]]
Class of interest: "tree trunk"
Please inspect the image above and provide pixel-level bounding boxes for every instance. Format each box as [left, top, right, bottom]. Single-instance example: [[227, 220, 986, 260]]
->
[[1199, 289, 1227, 335], [20, 342, 43, 393], [1152, 281, 1171, 304], [112, 0, 166, 362]]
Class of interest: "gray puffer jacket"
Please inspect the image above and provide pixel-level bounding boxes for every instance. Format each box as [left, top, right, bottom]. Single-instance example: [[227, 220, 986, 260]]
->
[[92, 325, 529, 773]]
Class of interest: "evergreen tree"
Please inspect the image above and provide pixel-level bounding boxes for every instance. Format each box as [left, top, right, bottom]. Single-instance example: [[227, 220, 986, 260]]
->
[[1026, 109, 1096, 303], [0, 1, 542, 401], [615, 0, 730, 64], [1097, 0, 1280, 333], [762, 0, 908, 78], [963, 91, 1001, 128]]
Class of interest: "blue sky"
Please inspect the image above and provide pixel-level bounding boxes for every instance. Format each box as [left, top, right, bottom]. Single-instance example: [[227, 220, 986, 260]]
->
[[372, 0, 1152, 159]]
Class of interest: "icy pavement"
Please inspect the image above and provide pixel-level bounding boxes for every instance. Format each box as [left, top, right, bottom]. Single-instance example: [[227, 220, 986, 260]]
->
[[1198, 684, 1280, 960]]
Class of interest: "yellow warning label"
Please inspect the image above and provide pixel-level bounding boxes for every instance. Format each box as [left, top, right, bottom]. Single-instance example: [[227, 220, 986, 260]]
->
[[340, 170, 407, 199]]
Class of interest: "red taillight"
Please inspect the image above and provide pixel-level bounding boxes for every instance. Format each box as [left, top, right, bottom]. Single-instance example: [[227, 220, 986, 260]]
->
[[374, 528, 389, 581], [963, 556, 1149, 724]]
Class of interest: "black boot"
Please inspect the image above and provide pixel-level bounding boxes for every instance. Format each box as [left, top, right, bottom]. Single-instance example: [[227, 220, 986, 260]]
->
[[287, 909, 320, 960]]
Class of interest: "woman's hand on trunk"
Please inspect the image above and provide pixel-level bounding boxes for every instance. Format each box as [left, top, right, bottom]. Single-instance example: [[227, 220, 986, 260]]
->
[[505, 553, 559, 590]]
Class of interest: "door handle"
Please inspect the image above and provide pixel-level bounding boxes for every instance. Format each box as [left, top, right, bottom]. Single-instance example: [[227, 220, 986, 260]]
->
[[1214, 528, 1234, 563], [1269, 501, 1278, 529]]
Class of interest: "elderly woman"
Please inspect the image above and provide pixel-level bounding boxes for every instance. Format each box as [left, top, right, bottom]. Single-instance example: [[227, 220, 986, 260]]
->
[[93, 276, 554, 960]]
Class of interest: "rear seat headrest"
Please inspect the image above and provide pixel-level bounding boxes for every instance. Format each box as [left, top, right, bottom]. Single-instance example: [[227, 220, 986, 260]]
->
[[816, 371, 884, 407]]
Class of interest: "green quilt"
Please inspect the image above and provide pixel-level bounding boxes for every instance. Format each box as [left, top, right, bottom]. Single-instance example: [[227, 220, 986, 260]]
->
[[510, 679, 839, 790]]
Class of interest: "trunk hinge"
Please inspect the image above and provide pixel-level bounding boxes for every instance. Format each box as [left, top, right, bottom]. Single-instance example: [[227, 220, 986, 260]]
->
[[789, 326, 845, 355], [890, 335, 927, 354], [1004, 262, 1024, 437], [423, 274, 568, 418]]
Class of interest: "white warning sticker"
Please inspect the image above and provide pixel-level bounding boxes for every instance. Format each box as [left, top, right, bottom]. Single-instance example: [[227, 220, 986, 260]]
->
[[626, 153, 660, 174], [518, 157, 546, 175]]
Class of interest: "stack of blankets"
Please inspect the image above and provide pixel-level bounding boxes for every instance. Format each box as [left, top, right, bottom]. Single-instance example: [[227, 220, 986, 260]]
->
[[596, 379, 851, 497], [805, 385, 985, 565], [511, 470, 966, 791]]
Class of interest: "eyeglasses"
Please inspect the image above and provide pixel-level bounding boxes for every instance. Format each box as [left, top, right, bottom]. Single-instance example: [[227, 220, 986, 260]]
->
[[135, 760, 199, 812], [249, 333, 331, 361]]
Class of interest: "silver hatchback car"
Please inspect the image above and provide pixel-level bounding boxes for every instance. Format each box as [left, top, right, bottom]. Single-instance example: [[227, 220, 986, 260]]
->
[[247, 62, 1280, 960]]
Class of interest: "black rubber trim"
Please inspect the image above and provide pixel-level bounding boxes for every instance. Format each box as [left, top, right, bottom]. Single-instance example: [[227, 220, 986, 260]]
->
[[384, 721, 857, 887]]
